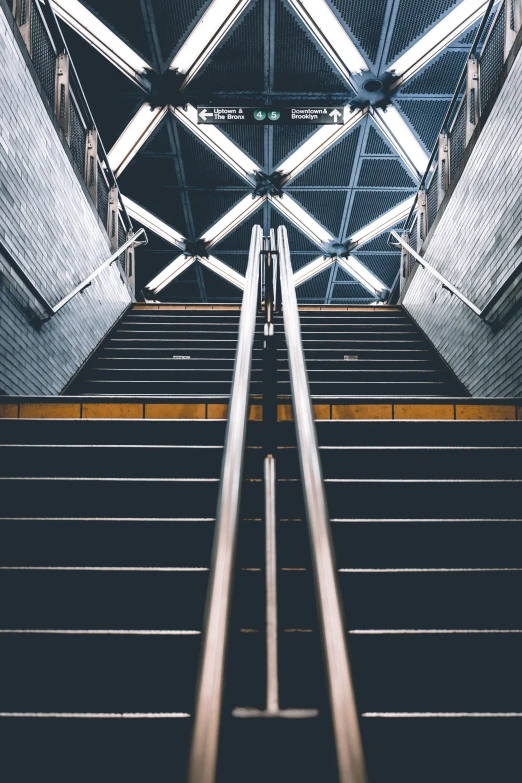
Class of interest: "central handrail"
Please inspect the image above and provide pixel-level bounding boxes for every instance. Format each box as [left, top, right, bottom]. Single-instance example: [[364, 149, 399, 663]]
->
[[187, 224, 263, 783], [277, 224, 367, 783]]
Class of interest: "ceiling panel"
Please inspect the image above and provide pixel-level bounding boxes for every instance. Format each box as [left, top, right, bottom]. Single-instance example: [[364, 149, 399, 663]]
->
[[386, 0, 459, 64], [327, 0, 388, 66], [291, 126, 361, 187]]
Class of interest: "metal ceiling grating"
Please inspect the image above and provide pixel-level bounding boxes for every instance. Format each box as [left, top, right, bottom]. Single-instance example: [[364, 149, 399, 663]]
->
[[296, 268, 331, 300], [221, 124, 265, 167], [386, 0, 460, 64], [357, 158, 417, 188], [141, 122, 172, 154], [352, 252, 400, 289], [355, 220, 406, 251], [150, 0, 212, 68], [290, 190, 347, 237], [190, 0, 264, 91], [176, 123, 249, 188], [118, 157, 188, 236], [213, 207, 264, 252], [365, 125, 395, 155], [274, 0, 351, 92], [290, 252, 324, 272], [211, 252, 249, 275], [200, 264, 242, 300], [158, 264, 203, 302], [273, 125, 319, 168], [332, 282, 374, 300], [270, 211, 324, 252], [399, 50, 469, 95], [395, 98, 450, 152], [82, 0, 152, 63], [291, 126, 361, 186], [60, 25, 144, 149], [345, 190, 410, 237], [327, 0, 389, 65], [189, 190, 249, 237]]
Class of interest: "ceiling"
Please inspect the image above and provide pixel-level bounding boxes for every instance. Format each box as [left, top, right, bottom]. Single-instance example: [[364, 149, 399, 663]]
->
[[57, 0, 491, 303]]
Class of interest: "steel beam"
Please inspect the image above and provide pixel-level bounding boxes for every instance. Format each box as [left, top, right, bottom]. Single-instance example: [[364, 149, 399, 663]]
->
[[84, 129, 98, 205], [13, 0, 32, 51], [121, 196, 186, 249], [107, 104, 168, 178], [387, 0, 490, 91], [170, 0, 253, 87], [50, 0, 152, 91], [197, 255, 246, 290], [465, 56, 480, 144], [54, 52, 70, 141], [145, 255, 196, 295]]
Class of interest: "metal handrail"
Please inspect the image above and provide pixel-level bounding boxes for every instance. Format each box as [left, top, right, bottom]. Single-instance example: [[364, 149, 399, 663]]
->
[[35, 0, 134, 230], [187, 224, 263, 783], [1, 228, 147, 324], [277, 224, 367, 783], [391, 229, 522, 321], [404, 0, 498, 230]]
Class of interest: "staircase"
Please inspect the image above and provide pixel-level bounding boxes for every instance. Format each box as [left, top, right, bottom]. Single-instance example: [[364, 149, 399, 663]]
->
[[1, 299, 521, 783]]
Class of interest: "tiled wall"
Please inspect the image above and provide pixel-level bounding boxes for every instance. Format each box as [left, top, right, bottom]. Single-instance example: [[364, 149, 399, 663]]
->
[[403, 42, 522, 397], [0, 5, 131, 395]]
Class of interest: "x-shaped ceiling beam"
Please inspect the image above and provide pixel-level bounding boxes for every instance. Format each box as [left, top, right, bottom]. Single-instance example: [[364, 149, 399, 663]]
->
[[52, 0, 489, 296]]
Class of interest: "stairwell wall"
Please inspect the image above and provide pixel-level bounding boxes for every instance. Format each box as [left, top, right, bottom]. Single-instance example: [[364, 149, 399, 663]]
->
[[0, 4, 131, 395], [402, 41, 522, 397]]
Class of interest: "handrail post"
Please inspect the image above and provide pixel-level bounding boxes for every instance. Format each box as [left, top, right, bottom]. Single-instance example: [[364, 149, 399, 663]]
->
[[505, 0, 519, 59], [12, 0, 32, 52], [400, 232, 411, 293], [187, 225, 263, 783], [108, 187, 119, 253], [84, 130, 98, 205], [278, 224, 367, 783], [54, 52, 70, 142], [125, 230, 136, 296], [437, 133, 449, 207], [466, 56, 480, 145], [417, 188, 427, 247]]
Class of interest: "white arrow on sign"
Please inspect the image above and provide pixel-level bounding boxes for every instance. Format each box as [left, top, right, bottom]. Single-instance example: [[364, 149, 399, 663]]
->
[[199, 109, 213, 121], [329, 109, 342, 120]]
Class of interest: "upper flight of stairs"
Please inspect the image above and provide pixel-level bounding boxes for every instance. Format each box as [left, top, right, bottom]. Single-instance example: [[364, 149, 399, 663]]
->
[[1, 304, 521, 783], [67, 304, 465, 397]]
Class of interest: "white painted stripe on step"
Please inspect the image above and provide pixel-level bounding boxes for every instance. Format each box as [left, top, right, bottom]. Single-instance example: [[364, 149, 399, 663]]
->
[[0, 444, 223, 449], [0, 477, 220, 482], [0, 712, 190, 718], [363, 713, 522, 718], [0, 629, 201, 635], [330, 518, 522, 523], [0, 566, 208, 571], [0, 517, 216, 522], [339, 568, 522, 573], [349, 629, 522, 634]]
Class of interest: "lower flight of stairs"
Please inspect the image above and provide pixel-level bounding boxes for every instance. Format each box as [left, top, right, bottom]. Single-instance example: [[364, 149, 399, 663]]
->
[[1, 304, 521, 782]]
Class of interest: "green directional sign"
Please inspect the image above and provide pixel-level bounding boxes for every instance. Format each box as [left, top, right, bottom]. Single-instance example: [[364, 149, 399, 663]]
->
[[197, 107, 344, 125]]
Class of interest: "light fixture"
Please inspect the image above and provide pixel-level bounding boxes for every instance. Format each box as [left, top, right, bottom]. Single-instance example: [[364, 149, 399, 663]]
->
[[121, 197, 186, 248], [107, 105, 167, 177], [200, 194, 266, 247], [269, 193, 334, 248], [170, 0, 253, 86], [146, 255, 196, 294], [349, 195, 416, 248], [337, 256, 388, 297], [171, 105, 260, 184], [388, 0, 489, 89], [373, 106, 429, 179], [293, 256, 335, 287], [286, 0, 369, 89], [197, 256, 246, 290], [276, 107, 366, 182], [50, 0, 152, 90]]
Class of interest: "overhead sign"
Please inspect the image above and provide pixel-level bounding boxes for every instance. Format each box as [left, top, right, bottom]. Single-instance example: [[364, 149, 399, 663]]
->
[[197, 107, 344, 125]]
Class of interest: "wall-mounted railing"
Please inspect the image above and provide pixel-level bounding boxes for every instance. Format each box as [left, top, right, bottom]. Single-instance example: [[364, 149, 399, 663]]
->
[[0, 228, 147, 326], [395, 0, 522, 298], [10, 0, 136, 274]]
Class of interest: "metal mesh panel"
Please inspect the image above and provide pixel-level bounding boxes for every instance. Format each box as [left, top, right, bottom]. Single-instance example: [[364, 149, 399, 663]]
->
[[97, 173, 109, 229], [480, 3, 506, 111], [449, 96, 466, 183], [426, 171, 439, 233], [30, 3, 56, 106], [69, 97, 86, 173]]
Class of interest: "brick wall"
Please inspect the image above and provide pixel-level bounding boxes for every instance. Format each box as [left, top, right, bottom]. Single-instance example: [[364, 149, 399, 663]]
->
[[0, 4, 131, 395], [403, 42, 522, 398]]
